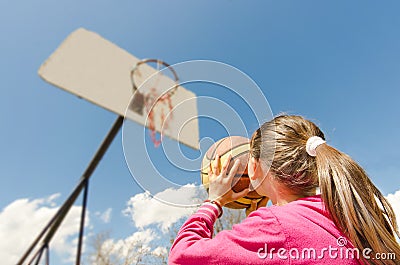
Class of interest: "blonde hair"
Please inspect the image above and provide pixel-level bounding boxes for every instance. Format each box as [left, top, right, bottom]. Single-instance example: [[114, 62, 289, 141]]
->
[[250, 115, 400, 264]]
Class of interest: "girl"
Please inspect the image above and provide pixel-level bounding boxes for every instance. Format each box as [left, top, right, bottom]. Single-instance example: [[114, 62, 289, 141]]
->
[[169, 115, 399, 264]]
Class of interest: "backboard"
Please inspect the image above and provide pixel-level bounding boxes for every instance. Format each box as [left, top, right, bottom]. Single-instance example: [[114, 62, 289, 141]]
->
[[38, 28, 199, 149]]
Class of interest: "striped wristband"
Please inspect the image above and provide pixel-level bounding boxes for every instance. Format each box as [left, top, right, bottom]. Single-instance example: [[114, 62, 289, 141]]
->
[[204, 200, 223, 218]]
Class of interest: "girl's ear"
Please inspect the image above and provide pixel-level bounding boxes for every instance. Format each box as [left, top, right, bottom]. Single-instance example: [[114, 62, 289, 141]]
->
[[248, 156, 260, 180]]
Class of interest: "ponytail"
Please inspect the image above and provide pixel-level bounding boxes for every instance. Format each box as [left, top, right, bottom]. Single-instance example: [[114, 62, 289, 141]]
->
[[252, 115, 400, 264], [316, 144, 400, 264]]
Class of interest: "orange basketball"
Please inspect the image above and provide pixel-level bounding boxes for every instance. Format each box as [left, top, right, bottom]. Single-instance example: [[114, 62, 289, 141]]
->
[[201, 136, 264, 209]]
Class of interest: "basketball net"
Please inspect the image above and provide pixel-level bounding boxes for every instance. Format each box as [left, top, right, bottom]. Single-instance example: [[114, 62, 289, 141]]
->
[[144, 87, 174, 147], [130, 59, 178, 147]]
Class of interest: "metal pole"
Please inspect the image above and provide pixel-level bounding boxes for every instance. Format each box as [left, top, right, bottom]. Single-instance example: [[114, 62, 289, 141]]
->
[[17, 116, 124, 265], [45, 244, 50, 265], [75, 178, 89, 265]]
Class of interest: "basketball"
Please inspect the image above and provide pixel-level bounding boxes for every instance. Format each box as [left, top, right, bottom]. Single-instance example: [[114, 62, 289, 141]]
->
[[201, 136, 264, 209]]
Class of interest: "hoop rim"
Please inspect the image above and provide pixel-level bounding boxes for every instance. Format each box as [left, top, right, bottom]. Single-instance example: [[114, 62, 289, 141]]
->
[[130, 58, 179, 99]]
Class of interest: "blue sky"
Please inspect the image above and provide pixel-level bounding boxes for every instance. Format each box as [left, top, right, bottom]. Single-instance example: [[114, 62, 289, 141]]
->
[[1, 0, 400, 263]]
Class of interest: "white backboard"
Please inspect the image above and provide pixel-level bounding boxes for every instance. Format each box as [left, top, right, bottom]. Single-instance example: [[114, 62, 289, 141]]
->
[[38, 28, 199, 149]]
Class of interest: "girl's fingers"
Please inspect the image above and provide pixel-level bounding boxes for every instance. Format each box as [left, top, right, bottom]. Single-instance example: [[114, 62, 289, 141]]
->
[[258, 196, 269, 208], [224, 159, 240, 180], [207, 166, 214, 181], [212, 154, 220, 176], [221, 154, 232, 174], [232, 188, 250, 201], [245, 198, 257, 217], [249, 199, 257, 211]]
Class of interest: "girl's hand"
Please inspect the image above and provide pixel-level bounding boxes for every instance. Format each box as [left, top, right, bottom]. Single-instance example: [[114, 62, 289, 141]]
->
[[207, 154, 250, 207], [245, 196, 269, 216]]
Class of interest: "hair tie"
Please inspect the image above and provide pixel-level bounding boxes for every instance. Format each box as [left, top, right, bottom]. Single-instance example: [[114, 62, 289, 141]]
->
[[306, 136, 326, 157]]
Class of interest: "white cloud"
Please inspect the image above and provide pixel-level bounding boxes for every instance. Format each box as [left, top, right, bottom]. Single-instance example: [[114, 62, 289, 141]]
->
[[105, 229, 155, 256], [89, 185, 206, 264], [95, 208, 112, 223], [0, 194, 89, 264], [123, 184, 205, 232], [386, 189, 400, 240]]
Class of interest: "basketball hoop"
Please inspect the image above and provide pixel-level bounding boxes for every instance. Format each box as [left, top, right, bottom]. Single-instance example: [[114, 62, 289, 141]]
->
[[130, 59, 179, 147]]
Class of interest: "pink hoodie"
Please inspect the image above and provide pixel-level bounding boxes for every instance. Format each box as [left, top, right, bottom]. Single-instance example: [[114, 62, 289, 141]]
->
[[169, 195, 361, 264]]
